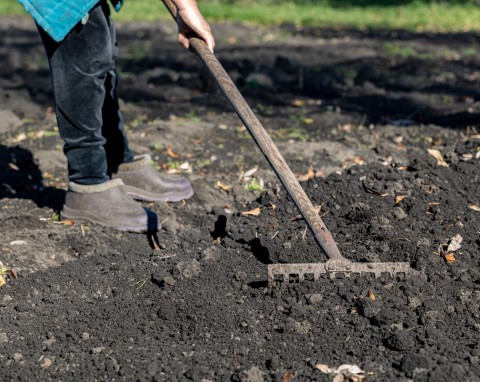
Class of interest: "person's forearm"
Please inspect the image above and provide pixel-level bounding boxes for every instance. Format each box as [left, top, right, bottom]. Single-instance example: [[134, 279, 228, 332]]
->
[[171, 0, 199, 12]]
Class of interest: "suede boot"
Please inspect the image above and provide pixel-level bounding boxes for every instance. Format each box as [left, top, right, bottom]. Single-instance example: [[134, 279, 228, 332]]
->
[[111, 154, 194, 202], [61, 179, 160, 232]]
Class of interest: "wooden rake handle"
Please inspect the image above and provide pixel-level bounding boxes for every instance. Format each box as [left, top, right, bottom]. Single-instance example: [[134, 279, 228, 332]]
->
[[161, 0, 344, 261]]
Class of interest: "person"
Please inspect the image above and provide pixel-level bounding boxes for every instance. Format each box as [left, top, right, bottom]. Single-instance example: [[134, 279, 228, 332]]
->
[[17, 0, 215, 232]]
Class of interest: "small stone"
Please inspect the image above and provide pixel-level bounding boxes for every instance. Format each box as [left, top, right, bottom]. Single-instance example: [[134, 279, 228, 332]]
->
[[42, 337, 56, 347], [40, 357, 53, 369], [416, 238, 431, 247], [306, 293, 323, 305], [201, 247, 220, 262], [91, 346, 105, 354], [234, 271, 247, 282], [408, 296, 422, 309], [0, 332, 8, 343], [176, 259, 201, 278], [237, 365, 265, 382], [393, 207, 407, 220], [81, 332, 90, 340], [420, 310, 442, 325], [282, 241, 292, 249], [13, 353, 23, 362], [163, 276, 176, 286]]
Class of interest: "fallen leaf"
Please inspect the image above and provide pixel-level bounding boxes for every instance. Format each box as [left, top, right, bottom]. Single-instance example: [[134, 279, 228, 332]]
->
[[166, 146, 180, 158], [292, 99, 305, 107], [243, 166, 259, 178], [368, 290, 376, 301], [297, 166, 315, 182], [447, 234, 463, 252], [5, 269, 17, 279], [268, 203, 276, 210], [459, 153, 473, 161], [216, 181, 232, 191], [60, 219, 75, 226], [8, 163, 20, 171], [0, 276, 5, 287], [241, 207, 261, 217], [468, 204, 480, 212], [315, 364, 332, 373], [282, 370, 294, 382], [395, 195, 407, 205], [427, 149, 449, 167], [9, 240, 27, 246], [303, 117, 314, 124], [444, 253, 456, 263], [213, 237, 222, 245], [179, 162, 190, 171], [315, 363, 366, 382]]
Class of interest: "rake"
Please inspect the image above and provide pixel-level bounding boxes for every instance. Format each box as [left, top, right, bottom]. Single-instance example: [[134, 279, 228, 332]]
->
[[161, 0, 418, 286]]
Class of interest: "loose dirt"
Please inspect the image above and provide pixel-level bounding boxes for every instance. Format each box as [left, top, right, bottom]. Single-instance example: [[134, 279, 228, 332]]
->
[[0, 16, 479, 381]]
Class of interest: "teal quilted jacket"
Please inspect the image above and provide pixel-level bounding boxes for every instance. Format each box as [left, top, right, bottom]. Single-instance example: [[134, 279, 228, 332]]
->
[[18, 0, 124, 42]]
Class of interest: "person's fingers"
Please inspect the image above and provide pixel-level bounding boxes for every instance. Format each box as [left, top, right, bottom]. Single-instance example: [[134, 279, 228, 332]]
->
[[178, 33, 190, 50], [176, 8, 215, 52]]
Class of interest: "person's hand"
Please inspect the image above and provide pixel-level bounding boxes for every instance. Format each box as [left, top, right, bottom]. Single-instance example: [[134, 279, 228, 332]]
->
[[174, 0, 215, 52]]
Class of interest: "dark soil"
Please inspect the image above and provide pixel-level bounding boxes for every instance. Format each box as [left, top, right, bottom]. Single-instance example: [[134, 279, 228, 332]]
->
[[1, 16, 479, 382]]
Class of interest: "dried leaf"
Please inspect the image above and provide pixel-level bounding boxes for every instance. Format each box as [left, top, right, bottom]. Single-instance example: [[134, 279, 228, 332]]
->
[[0, 276, 5, 287], [297, 166, 315, 182], [179, 162, 190, 171], [468, 204, 480, 212], [216, 181, 232, 191], [5, 269, 17, 279], [8, 163, 20, 171], [166, 146, 180, 158], [315, 364, 332, 373], [459, 153, 473, 161], [241, 207, 261, 217], [213, 237, 222, 245], [395, 195, 407, 205], [243, 166, 259, 178], [368, 290, 376, 301], [444, 253, 456, 263], [447, 234, 463, 252], [427, 149, 449, 167], [268, 203, 276, 210], [282, 370, 294, 382], [292, 99, 305, 107], [60, 219, 75, 226]]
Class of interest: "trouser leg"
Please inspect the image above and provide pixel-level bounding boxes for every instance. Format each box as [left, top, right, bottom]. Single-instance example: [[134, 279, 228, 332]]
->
[[102, 8, 134, 172], [39, 0, 133, 185]]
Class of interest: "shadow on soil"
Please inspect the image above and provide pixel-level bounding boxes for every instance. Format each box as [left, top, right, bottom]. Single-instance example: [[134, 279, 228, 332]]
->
[[0, 145, 64, 211]]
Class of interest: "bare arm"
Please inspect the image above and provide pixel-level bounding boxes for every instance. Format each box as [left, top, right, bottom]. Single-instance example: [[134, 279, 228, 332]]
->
[[170, 0, 215, 52]]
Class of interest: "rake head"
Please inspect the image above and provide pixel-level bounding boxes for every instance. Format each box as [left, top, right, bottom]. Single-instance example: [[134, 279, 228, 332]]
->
[[267, 259, 419, 286]]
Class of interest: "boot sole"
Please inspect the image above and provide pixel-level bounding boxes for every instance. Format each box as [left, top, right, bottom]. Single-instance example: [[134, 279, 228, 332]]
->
[[123, 185, 194, 203], [61, 207, 160, 233]]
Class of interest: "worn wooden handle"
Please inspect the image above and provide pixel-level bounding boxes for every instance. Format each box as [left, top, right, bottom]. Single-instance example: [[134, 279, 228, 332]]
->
[[161, 0, 344, 261]]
